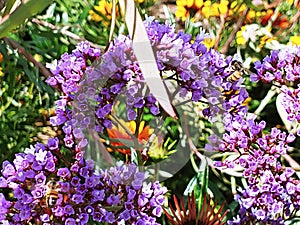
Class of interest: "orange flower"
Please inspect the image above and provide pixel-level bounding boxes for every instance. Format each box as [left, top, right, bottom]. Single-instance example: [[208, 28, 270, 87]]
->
[[105, 120, 153, 155], [260, 10, 289, 28]]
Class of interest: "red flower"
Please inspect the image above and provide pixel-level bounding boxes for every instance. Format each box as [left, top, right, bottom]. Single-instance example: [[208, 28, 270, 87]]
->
[[164, 191, 228, 225]]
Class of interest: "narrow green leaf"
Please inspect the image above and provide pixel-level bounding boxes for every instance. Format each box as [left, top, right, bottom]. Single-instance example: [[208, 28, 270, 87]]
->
[[130, 147, 138, 165], [183, 175, 197, 196], [0, 0, 53, 38], [3, 0, 16, 16], [108, 0, 117, 43], [196, 161, 209, 210], [208, 181, 226, 202]]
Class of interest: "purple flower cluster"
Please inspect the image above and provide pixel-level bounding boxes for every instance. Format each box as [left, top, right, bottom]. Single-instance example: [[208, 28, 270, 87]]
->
[[252, 46, 300, 84], [210, 111, 300, 223], [45, 41, 101, 97], [230, 166, 300, 224], [44, 18, 250, 143], [144, 18, 249, 119], [45, 41, 100, 144], [280, 85, 300, 135], [252, 46, 300, 135], [0, 138, 167, 224]]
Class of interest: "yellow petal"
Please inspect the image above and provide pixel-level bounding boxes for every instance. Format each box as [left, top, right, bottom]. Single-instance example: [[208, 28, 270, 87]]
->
[[247, 10, 256, 19], [219, 1, 228, 15], [290, 36, 300, 45], [138, 121, 145, 135], [195, 0, 203, 8], [186, 0, 194, 8], [129, 120, 137, 134], [204, 1, 211, 6]]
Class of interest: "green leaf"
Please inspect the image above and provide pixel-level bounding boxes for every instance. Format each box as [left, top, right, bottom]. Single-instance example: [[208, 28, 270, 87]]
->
[[184, 175, 198, 196], [196, 161, 209, 210], [0, 0, 53, 38], [3, 0, 16, 16]]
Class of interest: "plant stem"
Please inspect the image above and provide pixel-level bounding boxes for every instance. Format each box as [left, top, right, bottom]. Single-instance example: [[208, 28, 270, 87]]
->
[[31, 18, 101, 49], [221, 7, 249, 54], [3, 37, 53, 79]]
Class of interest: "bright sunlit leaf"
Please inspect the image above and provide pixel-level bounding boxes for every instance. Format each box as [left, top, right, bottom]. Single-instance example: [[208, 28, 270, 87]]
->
[[0, 0, 52, 38], [118, 0, 177, 118]]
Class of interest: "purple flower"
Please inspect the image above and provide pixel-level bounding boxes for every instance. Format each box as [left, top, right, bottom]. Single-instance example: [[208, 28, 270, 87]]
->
[[91, 189, 105, 202], [57, 168, 71, 179], [47, 137, 59, 150], [152, 206, 162, 217], [35, 172, 46, 185], [31, 186, 45, 199], [65, 217, 76, 225], [255, 209, 266, 220], [106, 194, 121, 205], [79, 166, 89, 178], [60, 181, 70, 193], [1, 161, 16, 178], [0, 177, 7, 188], [64, 205, 75, 216], [105, 211, 115, 223], [78, 213, 89, 224], [40, 214, 50, 222], [71, 176, 80, 187]]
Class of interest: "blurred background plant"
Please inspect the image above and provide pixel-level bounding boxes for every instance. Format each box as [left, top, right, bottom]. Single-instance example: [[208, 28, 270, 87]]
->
[[1, 0, 300, 224]]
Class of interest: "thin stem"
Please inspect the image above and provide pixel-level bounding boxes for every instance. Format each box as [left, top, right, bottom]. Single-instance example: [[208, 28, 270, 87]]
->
[[31, 18, 101, 49], [214, 10, 228, 50], [221, 7, 249, 54], [282, 154, 300, 171], [134, 107, 144, 166], [109, 0, 117, 43], [254, 85, 279, 116], [3, 37, 53, 79]]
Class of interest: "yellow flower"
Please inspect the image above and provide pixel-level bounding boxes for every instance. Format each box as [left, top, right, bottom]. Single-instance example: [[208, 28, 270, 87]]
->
[[202, 1, 219, 18], [238, 3, 247, 12], [218, 0, 229, 15], [175, 0, 203, 21], [90, 0, 155, 23], [175, 5, 189, 21], [203, 37, 215, 49], [247, 10, 256, 20], [236, 26, 246, 45], [289, 36, 300, 45], [195, 0, 203, 8], [258, 35, 277, 49], [230, 0, 237, 9], [148, 136, 176, 161], [89, 0, 114, 23], [204, 0, 211, 6]]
